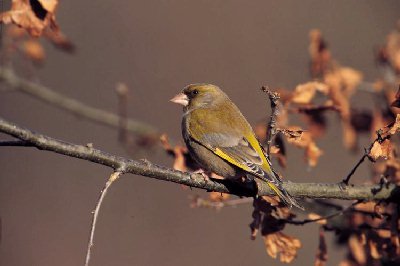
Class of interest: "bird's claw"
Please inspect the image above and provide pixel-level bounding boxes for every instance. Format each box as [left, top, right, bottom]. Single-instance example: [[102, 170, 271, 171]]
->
[[191, 169, 211, 183]]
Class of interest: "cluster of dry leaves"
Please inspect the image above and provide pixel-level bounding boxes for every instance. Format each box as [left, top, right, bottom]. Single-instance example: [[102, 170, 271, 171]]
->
[[0, 0, 74, 64], [1, 3, 400, 265]]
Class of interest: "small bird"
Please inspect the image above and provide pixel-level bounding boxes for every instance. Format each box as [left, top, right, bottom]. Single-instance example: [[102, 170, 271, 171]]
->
[[171, 84, 302, 209]]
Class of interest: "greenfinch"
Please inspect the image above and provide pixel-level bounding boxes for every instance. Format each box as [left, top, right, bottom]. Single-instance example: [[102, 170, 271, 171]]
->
[[171, 84, 301, 209]]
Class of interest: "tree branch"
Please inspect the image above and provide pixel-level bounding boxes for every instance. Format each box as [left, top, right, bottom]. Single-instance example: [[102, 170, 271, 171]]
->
[[341, 130, 391, 186], [261, 86, 280, 155], [0, 67, 158, 138], [0, 117, 399, 201]]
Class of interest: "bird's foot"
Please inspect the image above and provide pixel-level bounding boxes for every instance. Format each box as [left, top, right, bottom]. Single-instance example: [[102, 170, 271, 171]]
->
[[191, 169, 211, 182]]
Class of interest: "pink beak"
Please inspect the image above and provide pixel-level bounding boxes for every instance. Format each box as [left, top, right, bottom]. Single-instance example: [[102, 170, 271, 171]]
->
[[170, 92, 189, 106]]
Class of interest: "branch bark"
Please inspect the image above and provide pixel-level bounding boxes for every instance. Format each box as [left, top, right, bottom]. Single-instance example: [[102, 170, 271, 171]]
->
[[0, 117, 399, 201]]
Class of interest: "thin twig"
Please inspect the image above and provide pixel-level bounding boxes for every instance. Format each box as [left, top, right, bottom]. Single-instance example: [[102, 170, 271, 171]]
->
[[85, 171, 123, 266], [283, 201, 361, 225], [0, 117, 398, 200], [342, 152, 369, 186], [341, 131, 391, 186], [261, 86, 280, 156]]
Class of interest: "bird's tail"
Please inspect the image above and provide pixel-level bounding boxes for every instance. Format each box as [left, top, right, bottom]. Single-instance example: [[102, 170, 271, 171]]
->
[[260, 171, 304, 210]]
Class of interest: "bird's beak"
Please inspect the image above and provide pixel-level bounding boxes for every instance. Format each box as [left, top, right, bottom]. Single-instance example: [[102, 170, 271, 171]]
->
[[170, 92, 189, 106]]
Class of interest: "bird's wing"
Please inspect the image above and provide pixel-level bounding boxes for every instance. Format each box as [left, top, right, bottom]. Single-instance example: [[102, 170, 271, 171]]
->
[[196, 132, 272, 177]]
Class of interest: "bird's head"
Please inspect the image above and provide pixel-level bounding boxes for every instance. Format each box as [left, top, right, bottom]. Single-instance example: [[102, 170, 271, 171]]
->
[[170, 84, 226, 109]]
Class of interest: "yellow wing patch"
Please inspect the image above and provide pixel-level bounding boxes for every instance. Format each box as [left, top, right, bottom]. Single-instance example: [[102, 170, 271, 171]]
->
[[214, 148, 252, 172]]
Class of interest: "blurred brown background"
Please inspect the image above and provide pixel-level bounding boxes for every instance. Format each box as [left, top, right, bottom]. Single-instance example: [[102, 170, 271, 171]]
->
[[1, 1, 399, 265]]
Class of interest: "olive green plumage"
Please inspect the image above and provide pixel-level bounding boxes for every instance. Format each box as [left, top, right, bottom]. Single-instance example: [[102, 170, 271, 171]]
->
[[172, 84, 302, 209]]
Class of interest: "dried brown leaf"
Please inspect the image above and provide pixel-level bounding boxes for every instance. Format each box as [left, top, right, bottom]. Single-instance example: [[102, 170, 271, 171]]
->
[[291, 82, 329, 104], [263, 232, 301, 263], [254, 121, 267, 142], [342, 121, 357, 150], [309, 29, 332, 77], [368, 240, 381, 259], [262, 195, 280, 207], [285, 130, 323, 166], [269, 146, 280, 154], [348, 235, 366, 265], [283, 126, 308, 147], [353, 202, 376, 213], [325, 72, 351, 119], [377, 229, 391, 239], [386, 29, 400, 72], [306, 142, 323, 167], [160, 134, 173, 151], [338, 260, 355, 266], [0, 0, 74, 52], [172, 146, 187, 172], [390, 86, 400, 108], [209, 192, 230, 202], [308, 213, 327, 225], [37, 0, 58, 13], [314, 229, 328, 266], [388, 114, 400, 135], [160, 134, 189, 172], [338, 67, 363, 98], [369, 139, 392, 160], [22, 39, 45, 63], [0, 0, 57, 36], [280, 127, 304, 140], [273, 134, 287, 168]]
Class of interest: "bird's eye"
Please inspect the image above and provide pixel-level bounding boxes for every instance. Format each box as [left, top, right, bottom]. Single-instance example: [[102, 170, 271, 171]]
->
[[192, 89, 199, 95]]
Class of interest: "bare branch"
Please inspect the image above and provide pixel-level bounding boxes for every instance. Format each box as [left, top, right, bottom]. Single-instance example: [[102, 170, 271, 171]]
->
[[261, 86, 280, 155], [85, 171, 123, 266], [0, 117, 399, 201], [0, 67, 158, 138], [283, 201, 361, 225]]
